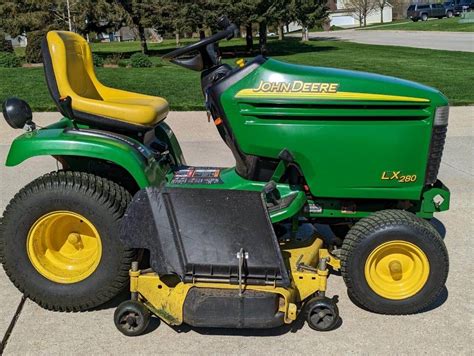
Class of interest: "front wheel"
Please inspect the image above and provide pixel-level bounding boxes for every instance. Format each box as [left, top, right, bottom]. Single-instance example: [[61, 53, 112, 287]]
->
[[0, 171, 134, 311], [421, 13, 429, 21], [340, 210, 448, 314], [447, 11, 453, 18], [114, 300, 151, 336]]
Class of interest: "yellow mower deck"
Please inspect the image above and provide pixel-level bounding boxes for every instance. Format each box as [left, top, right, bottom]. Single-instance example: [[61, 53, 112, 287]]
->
[[129, 235, 340, 327]]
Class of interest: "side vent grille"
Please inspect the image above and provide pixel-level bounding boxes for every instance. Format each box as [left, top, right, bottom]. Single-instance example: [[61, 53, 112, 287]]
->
[[425, 125, 448, 185], [238, 103, 431, 121]]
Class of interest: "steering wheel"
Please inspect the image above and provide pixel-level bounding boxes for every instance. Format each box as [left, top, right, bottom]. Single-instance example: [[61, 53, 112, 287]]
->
[[162, 17, 237, 71]]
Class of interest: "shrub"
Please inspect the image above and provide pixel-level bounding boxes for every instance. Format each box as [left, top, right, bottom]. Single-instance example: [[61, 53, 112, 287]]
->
[[154, 58, 166, 68], [0, 52, 21, 67], [118, 59, 128, 68], [0, 32, 13, 53], [104, 53, 123, 65], [25, 30, 46, 63], [130, 53, 152, 68], [92, 54, 104, 67]]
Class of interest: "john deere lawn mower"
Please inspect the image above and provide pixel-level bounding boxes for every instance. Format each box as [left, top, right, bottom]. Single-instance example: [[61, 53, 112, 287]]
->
[[0, 17, 450, 335]]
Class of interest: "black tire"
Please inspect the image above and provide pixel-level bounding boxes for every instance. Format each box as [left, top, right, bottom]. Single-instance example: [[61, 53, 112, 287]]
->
[[114, 300, 151, 336], [341, 210, 448, 314], [447, 11, 453, 18], [0, 171, 134, 311], [421, 13, 428, 21], [305, 296, 339, 331], [412, 18, 419, 22]]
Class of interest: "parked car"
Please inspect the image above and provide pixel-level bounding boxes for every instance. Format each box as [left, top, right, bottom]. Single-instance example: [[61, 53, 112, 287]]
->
[[443, 0, 457, 17], [454, 0, 474, 13], [407, 3, 447, 21]]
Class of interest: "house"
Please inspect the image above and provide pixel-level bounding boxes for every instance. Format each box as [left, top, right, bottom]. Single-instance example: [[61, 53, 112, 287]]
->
[[327, 0, 393, 27], [4, 34, 27, 47]]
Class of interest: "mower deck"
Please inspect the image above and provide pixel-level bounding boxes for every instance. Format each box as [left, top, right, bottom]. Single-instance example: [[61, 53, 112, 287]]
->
[[119, 227, 340, 331]]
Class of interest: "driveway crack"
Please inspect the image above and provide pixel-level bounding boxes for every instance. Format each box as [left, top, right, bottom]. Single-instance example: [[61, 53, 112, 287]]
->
[[0, 295, 26, 355]]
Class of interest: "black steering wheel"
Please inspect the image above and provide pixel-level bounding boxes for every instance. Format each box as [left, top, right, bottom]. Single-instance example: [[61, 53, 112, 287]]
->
[[162, 16, 237, 71]]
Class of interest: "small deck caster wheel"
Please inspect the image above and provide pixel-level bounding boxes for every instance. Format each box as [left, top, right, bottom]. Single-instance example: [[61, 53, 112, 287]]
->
[[114, 300, 151, 336], [305, 296, 339, 331]]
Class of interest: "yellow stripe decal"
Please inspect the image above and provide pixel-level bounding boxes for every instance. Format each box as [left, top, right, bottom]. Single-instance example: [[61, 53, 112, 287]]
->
[[235, 89, 429, 103]]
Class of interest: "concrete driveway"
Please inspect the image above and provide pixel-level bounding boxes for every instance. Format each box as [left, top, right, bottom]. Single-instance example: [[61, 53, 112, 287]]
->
[[308, 29, 474, 52], [0, 108, 473, 354]]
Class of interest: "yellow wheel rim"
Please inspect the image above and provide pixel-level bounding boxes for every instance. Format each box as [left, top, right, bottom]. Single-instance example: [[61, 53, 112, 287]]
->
[[364, 240, 430, 300], [27, 211, 102, 284]]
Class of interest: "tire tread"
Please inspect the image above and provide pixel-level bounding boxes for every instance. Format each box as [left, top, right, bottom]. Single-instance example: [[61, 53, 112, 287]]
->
[[0, 171, 134, 312], [340, 209, 448, 314]]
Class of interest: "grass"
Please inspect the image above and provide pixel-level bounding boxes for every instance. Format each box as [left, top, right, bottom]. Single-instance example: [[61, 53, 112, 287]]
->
[[358, 20, 412, 29], [1, 37, 473, 111], [308, 25, 345, 32], [363, 17, 474, 31]]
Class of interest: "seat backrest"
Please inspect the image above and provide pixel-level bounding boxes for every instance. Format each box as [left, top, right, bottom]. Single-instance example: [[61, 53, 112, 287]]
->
[[42, 31, 103, 105]]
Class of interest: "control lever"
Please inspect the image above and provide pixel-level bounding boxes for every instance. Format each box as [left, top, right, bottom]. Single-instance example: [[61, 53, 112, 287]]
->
[[59, 96, 80, 129], [263, 180, 281, 206], [278, 148, 295, 163], [59, 96, 75, 120], [271, 148, 295, 182]]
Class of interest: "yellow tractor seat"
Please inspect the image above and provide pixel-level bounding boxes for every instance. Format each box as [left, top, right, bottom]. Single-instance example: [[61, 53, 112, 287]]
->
[[42, 31, 169, 133]]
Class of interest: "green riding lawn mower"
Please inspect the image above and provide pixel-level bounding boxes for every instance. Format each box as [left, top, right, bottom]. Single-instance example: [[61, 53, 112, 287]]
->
[[0, 17, 450, 336]]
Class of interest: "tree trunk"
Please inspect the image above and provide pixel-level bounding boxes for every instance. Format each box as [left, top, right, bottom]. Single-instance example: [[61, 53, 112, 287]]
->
[[175, 29, 180, 47], [278, 25, 284, 40], [302, 27, 309, 41], [245, 24, 253, 52], [380, 5, 384, 23], [199, 28, 205, 40], [138, 24, 148, 54], [258, 21, 267, 54]]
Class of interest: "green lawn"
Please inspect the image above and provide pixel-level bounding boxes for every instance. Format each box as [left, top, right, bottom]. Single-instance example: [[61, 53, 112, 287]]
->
[[363, 17, 474, 31], [2, 38, 474, 111]]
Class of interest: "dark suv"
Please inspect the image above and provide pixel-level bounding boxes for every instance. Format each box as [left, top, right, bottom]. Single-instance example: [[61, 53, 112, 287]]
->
[[407, 3, 447, 21], [454, 0, 474, 13]]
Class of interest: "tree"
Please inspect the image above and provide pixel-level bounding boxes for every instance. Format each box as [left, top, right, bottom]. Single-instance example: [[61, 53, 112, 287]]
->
[[153, 0, 208, 46], [223, 0, 257, 51], [0, 0, 72, 64], [115, 0, 159, 54], [292, 0, 328, 41], [0, 0, 68, 37], [73, 1, 124, 37], [254, 0, 281, 53], [378, 0, 389, 23], [271, 0, 296, 41], [343, 0, 377, 27]]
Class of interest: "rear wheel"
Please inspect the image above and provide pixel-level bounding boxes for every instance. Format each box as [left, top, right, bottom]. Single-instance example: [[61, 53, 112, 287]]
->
[[340, 210, 448, 314], [0, 171, 134, 311]]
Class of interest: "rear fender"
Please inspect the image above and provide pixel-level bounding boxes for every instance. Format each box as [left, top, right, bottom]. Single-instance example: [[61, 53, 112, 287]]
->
[[5, 127, 166, 188]]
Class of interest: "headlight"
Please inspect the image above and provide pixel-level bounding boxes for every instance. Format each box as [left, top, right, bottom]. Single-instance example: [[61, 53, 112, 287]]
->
[[434, 106, 449, 126], [2, 97, 33, 129]]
